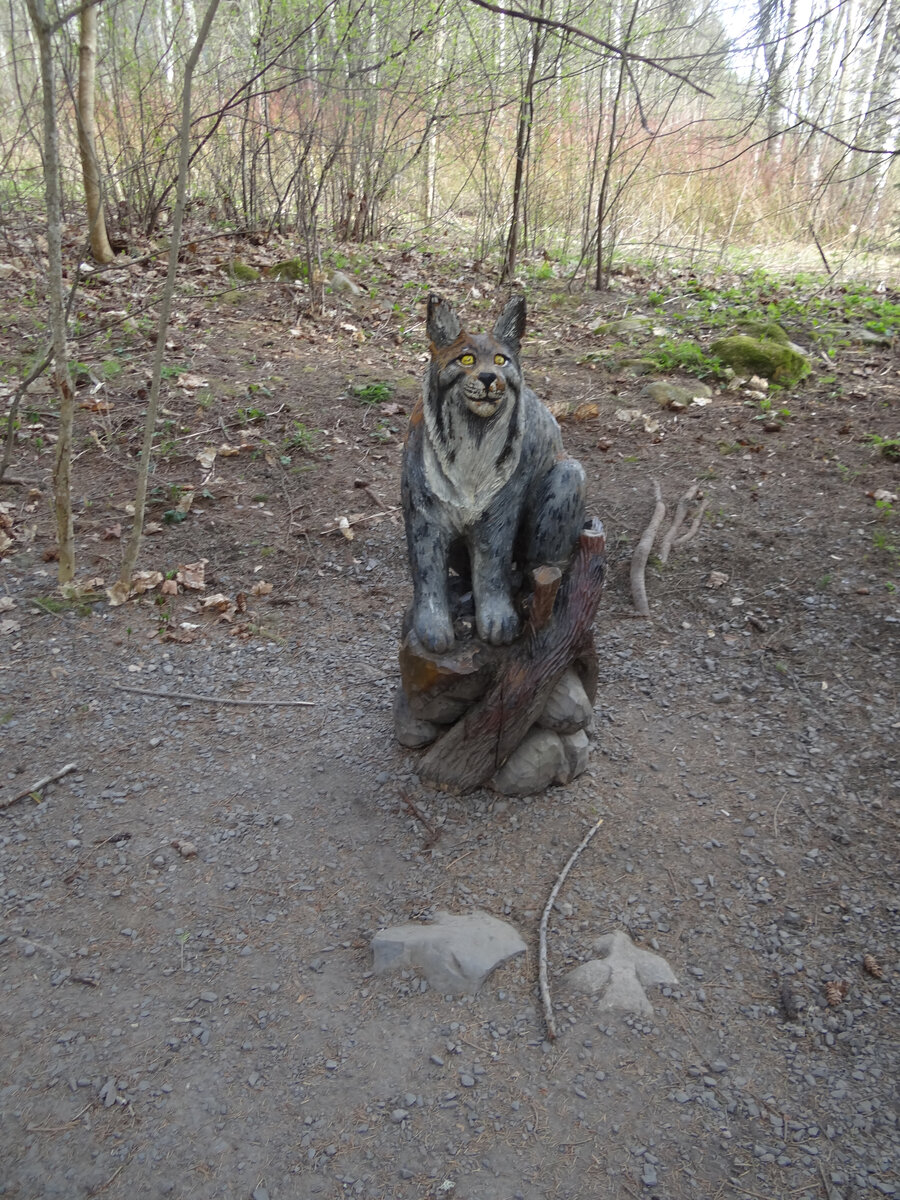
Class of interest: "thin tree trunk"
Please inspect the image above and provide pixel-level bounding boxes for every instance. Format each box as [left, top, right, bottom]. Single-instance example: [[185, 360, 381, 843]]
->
[[501, 3, 544, 283], [25, 0, 75, 585], [78, 1, 115, 263], [116, 0, 221, 596]]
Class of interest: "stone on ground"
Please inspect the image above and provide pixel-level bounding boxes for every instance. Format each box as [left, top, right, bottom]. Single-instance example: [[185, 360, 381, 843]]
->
[[538, 668, 593, 734], [372, 911, 526, 995], [566, 929, 678, 1015]]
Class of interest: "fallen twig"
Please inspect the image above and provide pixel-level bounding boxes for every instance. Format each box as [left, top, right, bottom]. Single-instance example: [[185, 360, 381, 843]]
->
[[400, 790, 441, 849], [630, 480, 665, 618], [315, 508, 398, 536], [539, 815, 604, 1041], [113, 684, 313, 707], [0, 762, 78, 811], [658, 483, 699, 564]]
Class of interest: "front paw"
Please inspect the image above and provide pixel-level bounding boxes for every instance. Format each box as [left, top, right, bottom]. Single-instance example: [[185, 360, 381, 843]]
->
[[414, 604, 454, 654], [476, 595, 520, 645]]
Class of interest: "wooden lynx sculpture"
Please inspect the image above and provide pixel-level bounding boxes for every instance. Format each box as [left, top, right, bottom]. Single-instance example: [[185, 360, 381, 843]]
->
[[401, 294, 587, 652], [396, 295, 606, 794]]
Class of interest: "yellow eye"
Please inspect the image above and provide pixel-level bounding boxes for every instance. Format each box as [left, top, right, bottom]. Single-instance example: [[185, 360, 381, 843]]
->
[[494, 354, 507, 365], [459, 353, 475, 366]]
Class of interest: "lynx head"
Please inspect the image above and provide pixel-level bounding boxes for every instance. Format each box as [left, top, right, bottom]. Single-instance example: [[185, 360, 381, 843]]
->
[[426, 295, 526, 420]]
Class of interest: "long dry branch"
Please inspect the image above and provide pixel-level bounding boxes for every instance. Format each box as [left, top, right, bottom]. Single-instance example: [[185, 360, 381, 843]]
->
[[539, 815, 605, 1041]]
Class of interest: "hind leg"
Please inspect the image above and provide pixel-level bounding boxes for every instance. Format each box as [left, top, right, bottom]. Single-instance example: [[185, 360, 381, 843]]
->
[[521, 458, 586, 570]]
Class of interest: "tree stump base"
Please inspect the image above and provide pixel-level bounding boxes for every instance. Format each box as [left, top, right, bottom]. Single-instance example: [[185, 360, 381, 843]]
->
[[393, 521, 606, 794]]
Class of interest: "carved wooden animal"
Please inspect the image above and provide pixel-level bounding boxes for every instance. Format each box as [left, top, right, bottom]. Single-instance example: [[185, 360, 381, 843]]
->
[[401, 294, 585, 652]]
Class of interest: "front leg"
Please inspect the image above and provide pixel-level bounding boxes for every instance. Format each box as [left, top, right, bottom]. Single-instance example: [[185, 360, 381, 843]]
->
[[406, 506, 454, 653], [470, 511, 520, 646]]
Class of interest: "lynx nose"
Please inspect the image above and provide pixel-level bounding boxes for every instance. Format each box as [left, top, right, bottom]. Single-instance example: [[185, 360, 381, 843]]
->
[[477, 371, 497, 388]]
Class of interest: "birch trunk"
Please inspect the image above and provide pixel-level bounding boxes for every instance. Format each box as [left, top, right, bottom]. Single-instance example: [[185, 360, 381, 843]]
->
[[78, 1, 115, 263], [25, 0, 75, 584]]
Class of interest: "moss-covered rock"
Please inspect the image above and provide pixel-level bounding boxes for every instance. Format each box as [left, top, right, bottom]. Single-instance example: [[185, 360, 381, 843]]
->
[[614, 357, 658, 376], [710, 335, 810, 386], [595, 316, 655, 337], [640, 380, 713, 409], [267, 258, 307, 282], [228, 258, 260, 282], [735, 320, 790, 345]]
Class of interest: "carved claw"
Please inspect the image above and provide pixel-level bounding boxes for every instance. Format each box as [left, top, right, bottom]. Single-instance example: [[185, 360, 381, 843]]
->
[[476, 596, 520, 646], [414, 606, 454, 654]]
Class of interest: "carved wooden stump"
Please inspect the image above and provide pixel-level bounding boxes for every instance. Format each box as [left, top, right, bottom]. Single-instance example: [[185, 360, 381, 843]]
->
[[394, 521, 606, 794]]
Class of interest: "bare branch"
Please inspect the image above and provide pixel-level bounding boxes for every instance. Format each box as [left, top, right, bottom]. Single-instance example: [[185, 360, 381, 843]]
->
[[464, 0, 714, 96]]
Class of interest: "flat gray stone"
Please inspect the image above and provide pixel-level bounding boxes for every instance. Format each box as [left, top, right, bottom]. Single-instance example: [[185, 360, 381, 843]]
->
[[566, 930, 677, 1015], [372, 911, 526, 995]]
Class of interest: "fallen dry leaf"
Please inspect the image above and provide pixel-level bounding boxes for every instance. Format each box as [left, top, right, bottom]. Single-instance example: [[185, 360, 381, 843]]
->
[[338, 516, 354, 541], [176, 560, 207, 591], [706, 571, 729, 588], [201, 593, 234, 612], [130, 571, 164, 596], [161, 578, 178, 596], [614, 407, 643, 422], [101, 523, 122, 540], [573, 402, 599, 421], [251, 580, 273, 597], [546, 401, 572, 421], [0, 618, 21, 635], [196, 447, 217, 474], [174, 490, 195, 516], [178, 373, 208, 390]]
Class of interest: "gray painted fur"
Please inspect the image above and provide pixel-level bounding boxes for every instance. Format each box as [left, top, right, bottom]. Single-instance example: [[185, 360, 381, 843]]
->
[[402, 294, 586, 652]]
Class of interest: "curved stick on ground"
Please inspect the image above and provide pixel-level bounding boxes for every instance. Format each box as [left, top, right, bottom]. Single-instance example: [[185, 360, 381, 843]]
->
[[539, 815, 605, 1041], [658, 483, 699, 564], [630, 480, 665, 618], [672, 498, 709, 550]]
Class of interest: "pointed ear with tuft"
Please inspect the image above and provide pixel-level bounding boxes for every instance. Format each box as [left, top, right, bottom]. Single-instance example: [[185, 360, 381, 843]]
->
[[426, 294, 462, 348], [493, 296, 526, 353]]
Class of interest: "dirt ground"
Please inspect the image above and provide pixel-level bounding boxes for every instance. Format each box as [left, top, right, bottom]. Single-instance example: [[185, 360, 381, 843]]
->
[[0, 240, 898, 1200]]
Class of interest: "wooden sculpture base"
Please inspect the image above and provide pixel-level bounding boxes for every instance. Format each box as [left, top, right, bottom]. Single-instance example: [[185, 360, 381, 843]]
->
[[394, 521, 607, 794]]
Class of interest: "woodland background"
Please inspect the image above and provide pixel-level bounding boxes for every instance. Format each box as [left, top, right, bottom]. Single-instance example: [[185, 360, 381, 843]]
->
[[3, 0, 898, 287]]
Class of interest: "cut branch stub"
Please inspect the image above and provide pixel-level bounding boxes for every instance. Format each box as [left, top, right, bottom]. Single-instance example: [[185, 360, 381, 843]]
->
[[528, 565, 562, 634]]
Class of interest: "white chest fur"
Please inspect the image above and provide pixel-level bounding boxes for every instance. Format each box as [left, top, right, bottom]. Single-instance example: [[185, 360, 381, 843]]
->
[[422, 386, 523, 531]]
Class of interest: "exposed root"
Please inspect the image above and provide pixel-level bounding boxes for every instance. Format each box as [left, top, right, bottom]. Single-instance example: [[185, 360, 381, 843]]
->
[[630, 480, 665, 618]]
